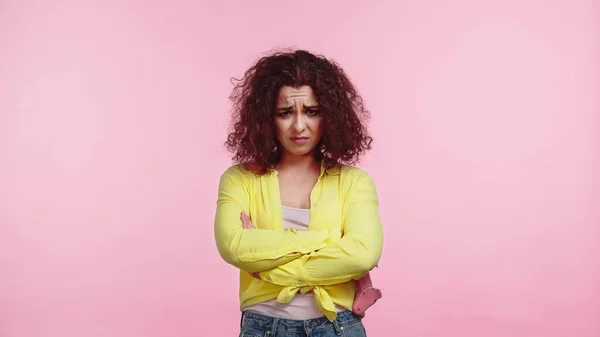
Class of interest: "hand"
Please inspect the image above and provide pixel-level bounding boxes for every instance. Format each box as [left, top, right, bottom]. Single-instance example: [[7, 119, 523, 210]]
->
[[240, 213, 259, 279], [240, 212, 255, 229], [240, 213, 258, 278]]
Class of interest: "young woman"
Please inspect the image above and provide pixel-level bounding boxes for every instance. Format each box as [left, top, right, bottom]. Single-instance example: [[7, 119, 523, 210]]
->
[[214, 49, 384, 337]]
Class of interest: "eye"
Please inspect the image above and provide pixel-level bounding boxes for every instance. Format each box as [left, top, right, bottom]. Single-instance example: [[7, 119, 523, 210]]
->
[[306, 109, 320, 116], [277, 111, 291, 117]]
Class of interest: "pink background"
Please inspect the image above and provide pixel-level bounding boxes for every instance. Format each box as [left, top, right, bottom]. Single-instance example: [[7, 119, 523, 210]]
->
[[1, 0, 598, 336]]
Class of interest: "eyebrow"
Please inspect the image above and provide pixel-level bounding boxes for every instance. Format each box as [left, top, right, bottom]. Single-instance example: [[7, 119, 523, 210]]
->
[[276, 105, 320, 112]]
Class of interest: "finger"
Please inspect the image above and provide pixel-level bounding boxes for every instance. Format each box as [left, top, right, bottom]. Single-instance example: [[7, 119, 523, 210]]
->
[[240, 213, 249, 228], [241, 214, 253, 229], [242, 213, 255, 229]]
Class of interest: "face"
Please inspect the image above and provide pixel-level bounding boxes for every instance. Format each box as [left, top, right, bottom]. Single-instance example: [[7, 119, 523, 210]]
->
[[274, 85, 323, 159]]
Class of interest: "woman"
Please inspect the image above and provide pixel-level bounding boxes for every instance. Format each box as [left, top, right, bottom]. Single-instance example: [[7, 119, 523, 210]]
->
[[214, 49, 384, 337]]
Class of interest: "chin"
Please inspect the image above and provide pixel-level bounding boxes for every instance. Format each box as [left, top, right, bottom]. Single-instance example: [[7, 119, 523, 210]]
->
[[283, 147, 315, 157], [290, 151, 313, 157]]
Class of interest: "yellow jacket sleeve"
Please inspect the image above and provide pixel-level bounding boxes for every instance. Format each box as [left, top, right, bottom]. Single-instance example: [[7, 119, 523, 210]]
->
[[260, 172, 384, 286], [214, 167, 335, 273]]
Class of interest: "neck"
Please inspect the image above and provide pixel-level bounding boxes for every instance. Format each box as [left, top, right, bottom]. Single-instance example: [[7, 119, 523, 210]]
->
[[277, 153, 320, 174]]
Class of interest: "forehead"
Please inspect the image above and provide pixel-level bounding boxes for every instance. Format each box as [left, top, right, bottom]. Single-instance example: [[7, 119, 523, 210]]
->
[[277, 85, 318, 106]]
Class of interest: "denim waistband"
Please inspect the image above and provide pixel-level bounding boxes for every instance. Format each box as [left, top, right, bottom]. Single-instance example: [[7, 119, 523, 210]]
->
[[241, 310, 362, 335]]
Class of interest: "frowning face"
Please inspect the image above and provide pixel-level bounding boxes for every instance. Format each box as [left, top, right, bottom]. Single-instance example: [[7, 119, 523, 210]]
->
[[274, 85, 323, 159]]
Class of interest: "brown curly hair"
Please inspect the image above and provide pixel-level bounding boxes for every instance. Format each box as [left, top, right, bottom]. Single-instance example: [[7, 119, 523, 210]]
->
[[226, 49, 373, 175]]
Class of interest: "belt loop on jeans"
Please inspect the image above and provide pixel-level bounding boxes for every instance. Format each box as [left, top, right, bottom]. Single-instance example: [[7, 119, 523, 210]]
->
[[332, 319, 344, 336], [269, 317, 280, 335]]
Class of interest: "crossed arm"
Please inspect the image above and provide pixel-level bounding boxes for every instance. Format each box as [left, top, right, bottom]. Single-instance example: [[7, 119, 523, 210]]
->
[[214, 168, 338, 273], [214, 167, 383, 285], [258, 172, 383, 287]]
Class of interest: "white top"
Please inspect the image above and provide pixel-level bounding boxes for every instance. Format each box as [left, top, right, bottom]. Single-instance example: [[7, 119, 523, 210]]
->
[[244, 205, 343, 319]]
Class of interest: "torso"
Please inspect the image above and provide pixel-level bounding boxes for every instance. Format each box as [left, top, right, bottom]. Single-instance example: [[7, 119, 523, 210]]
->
[[244, 162, 345, 319], [230, 162, 368, 315]]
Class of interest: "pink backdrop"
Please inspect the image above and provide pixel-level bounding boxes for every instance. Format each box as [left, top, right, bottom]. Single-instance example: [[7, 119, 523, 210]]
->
[[1, 1, 598, 336]]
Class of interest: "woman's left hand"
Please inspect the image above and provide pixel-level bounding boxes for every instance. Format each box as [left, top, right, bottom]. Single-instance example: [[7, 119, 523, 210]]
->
[[240, 212, 255, 229], [240, 212, 260, 279]]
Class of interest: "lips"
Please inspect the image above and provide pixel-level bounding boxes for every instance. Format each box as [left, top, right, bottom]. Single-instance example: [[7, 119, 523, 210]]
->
[[290, 137, 309, 144]]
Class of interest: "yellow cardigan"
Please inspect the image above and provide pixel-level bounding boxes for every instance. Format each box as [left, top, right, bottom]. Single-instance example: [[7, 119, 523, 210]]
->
[[214, 162, 383, 321]]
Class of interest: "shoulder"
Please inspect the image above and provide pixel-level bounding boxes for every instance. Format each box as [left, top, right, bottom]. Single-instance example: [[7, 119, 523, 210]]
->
[[337, 165, 377, 189], [219, 164, 265, 183], [338, 165, 373, 181], [220, 164, 251, 182], [334, 165, 379, 200]]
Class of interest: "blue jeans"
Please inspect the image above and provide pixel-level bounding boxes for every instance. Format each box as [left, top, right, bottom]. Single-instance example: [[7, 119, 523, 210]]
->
[[240, 310, 367, 337]]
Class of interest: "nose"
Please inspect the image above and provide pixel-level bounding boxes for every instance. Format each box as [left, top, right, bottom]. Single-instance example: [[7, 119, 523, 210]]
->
[[292, 114, 306, 132]]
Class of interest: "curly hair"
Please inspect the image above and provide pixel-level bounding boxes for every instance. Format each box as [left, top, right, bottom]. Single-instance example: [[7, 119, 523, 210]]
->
[[226, 49, 373, 175]]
